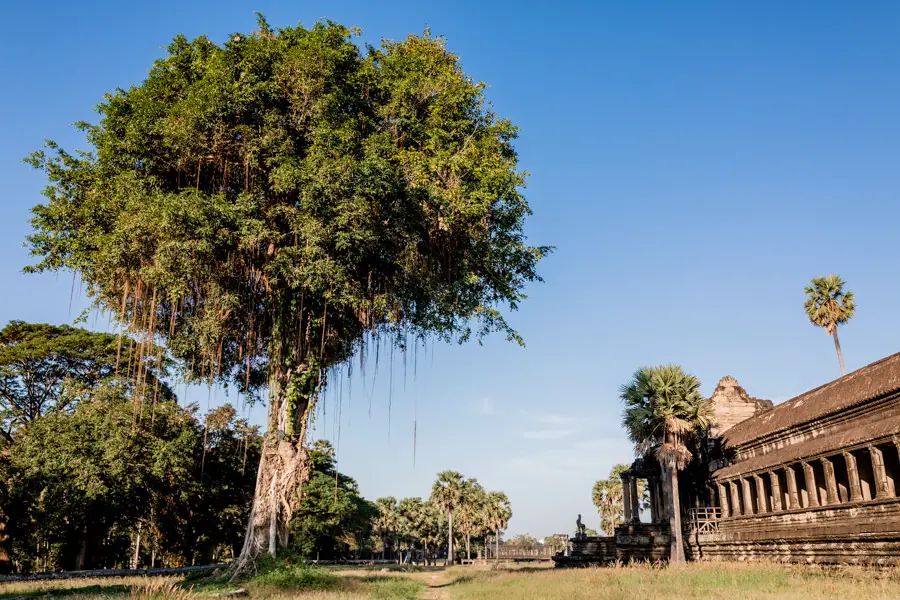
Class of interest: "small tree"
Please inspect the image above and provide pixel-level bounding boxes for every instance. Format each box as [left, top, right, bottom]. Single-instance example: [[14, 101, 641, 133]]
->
[[804, 275, 855, 376], [25, 18, 547, 573], [621, 365, 713, 563]]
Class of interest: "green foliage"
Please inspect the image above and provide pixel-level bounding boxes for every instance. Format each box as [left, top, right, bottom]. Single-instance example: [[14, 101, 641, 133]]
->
[[592, 464, 626, 535], [505, 533, 537, 548], [24, 17, 549, 429], [620, 365, 713, 469], [2, 392, 259, 571], [484, 490, 513, 535], [804, 274, 855, 335], [290, 440, 376, 559], [251, 558, 337, 589], [0, 321, 170, 440]]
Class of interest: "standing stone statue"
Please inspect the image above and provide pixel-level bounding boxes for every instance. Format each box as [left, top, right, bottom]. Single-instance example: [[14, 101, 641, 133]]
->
[[576, 514, 586, 539]]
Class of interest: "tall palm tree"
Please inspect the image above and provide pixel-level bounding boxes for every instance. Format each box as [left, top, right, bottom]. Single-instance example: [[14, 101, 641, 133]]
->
[[430, 471, 465, 565], [804, 275, 856, 376], [373, 497, 399, 560], [483, 491, 512, 560], [621, 365, 713, 563], [592, 464, 626, 535], [456, 479, 487, 560]]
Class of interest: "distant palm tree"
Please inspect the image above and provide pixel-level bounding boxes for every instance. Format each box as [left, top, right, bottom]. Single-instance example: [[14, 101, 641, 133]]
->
[[373, 497, 399, 560], [430, 471, 465, 565], [804, 275, 856, 376], [456, 478, 487, 560], [621, 365, 713, 563], [592, 464, 626, 535], [483, 491, 512, 560]]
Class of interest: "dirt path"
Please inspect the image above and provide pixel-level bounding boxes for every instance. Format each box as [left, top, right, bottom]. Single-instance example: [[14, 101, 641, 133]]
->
[[416, 571, 452, 600]]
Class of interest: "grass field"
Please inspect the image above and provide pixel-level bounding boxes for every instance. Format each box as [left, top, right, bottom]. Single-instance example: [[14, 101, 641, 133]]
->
[[3, 562, 900, 599]]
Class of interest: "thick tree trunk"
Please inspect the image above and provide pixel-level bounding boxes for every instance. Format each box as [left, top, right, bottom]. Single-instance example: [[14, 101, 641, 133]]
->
[[665, 466, 685, 563], [495, 527, 500, 560], [447, 510, 454, 566], [131, 522, 142, 569], [75, 527, 88, 570], [231, 365, 317, 579], [0, 517, 10, 574], [466, 533, 470, 560], [833, 329, 846, 376]]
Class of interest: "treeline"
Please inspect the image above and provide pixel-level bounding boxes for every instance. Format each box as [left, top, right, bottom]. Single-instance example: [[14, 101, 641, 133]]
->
[[0, 321, 262, 572], [0, 322, 514, 572]]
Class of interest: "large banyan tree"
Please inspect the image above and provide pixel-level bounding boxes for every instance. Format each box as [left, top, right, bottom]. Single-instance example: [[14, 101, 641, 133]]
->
[[24, 17, 547, 571]]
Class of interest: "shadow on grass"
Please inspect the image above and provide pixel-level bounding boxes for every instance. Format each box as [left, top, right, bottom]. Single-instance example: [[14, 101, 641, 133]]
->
[[0, 583, 129, 599]]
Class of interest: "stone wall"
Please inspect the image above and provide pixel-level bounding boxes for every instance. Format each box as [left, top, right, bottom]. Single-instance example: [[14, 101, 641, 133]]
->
[[690, 499, 900, 564], [709, 376, 773, 437], [614, 524, 671, 562], [554, 536, 617, 566]]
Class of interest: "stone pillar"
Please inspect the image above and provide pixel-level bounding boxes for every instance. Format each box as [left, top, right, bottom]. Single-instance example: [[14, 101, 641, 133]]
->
[[768, 471, 783, 511], [869, 445, 892, 499], [622, 475, 633, 523], [653, 478, 665, 522], [820, 458, 840, 505], [717, 483, 730, 518], [630, 477, 641, 523], [754, 475, 768, 513], [729, 480, 742, 517], [844, 452, 863, 502], [741, 478, 754, 515], [801, 462, 820, 507], [785, 466, 800, 510]]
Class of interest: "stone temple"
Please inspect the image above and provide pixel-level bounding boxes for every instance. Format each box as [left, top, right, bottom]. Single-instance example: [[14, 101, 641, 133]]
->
[[561, 352, 900, 565]]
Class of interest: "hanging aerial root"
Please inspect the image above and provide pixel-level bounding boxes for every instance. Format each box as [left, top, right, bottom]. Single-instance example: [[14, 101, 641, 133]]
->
[[230, 438, 312, 580]]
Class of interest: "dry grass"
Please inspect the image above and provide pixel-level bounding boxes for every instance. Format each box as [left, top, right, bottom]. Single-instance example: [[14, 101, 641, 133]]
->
[[443, 561, 900, 599], [0, 575, 185, 599], [5, 562, 900, 599]]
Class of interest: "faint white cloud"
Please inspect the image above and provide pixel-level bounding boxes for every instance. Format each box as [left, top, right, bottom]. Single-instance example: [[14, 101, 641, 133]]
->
[[523, 428, 576, 440]]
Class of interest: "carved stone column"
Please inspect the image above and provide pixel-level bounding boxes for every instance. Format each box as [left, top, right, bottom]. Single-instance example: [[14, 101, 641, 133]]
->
[[622, 475, 633, 523], [869, 445, 892, 499], [717, 483, 730, 518], [652, 477, 665, 522], [785, 466, 800, 510], [753, 475, 768, 513], [801, 462, 820, 507], [741, 478, 754, 515], [630, 477, 641, 523], [820, 458, 840, 505], [844, 452, 863, 502], [729, 480, 742, 517], [768, 471, 783, 511]]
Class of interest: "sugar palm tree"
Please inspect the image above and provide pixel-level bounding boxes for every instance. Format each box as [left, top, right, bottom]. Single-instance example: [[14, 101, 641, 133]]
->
[[804, 275, 856, 376], [483, 491, 512, 559], [430, 471, 465, 565], [592, 464, 626, 535], [621, 365, 713, 563], [373, 497, 399, 560], [456, 478, 487, 560]]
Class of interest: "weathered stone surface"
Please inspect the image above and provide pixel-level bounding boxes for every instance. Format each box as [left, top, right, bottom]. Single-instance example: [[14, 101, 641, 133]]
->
[[553, 536, 617, 567], [614, 524, 671, 563], [709, 376, 773, 437]]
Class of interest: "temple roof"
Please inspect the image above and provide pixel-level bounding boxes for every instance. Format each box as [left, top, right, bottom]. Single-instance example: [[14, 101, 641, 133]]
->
[[723, 352, 900, 448], [714, 400, 900, 479]]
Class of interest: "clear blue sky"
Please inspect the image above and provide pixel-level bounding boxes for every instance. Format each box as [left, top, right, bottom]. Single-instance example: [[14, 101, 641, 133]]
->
[[4, 1, 900, 538]]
